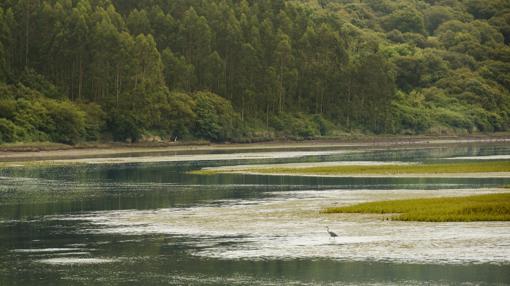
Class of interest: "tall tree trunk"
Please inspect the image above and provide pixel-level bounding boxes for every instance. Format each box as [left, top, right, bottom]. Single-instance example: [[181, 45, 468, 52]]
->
[[241, 92, 244, 121], [71, 60, 75, 100], [116, 66, 120, 106], [266, 103, 269, 130], [78, 56, 83, 101], [24, 1, 30, 67]]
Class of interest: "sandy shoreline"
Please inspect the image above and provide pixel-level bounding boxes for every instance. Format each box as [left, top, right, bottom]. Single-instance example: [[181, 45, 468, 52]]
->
[[1, 136, 509, 164]]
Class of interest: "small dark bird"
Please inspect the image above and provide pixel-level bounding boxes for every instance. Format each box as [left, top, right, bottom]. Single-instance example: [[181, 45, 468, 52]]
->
[[326, 226, 338, 239]]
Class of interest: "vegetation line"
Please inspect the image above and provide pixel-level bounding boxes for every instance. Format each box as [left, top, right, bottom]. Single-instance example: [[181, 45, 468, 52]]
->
[[195, 161, 510, 176], [322, 193, 510, 222]]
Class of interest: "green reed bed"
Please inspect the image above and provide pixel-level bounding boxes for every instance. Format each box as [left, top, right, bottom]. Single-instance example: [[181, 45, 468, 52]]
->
[[243, 161, 510, 176], [322, 193, 510, 222]]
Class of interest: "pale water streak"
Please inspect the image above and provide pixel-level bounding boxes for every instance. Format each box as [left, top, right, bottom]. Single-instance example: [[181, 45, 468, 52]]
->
[[44, 150, 356, 165], [11, 248, 85, 253], [58, 188, 510, 265], [447, 155, 510, 160], [36, 258, 118, 265]]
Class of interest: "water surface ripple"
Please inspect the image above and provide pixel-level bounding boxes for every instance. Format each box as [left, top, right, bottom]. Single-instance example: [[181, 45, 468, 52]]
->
[[1, 143, 510, 285]]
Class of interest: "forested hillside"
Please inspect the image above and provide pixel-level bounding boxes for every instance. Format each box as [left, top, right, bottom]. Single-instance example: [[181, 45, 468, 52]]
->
[[0, 0, 509, 144]]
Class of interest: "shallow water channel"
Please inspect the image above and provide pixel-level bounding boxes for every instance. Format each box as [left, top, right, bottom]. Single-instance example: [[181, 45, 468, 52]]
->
[[1, 143, 510, 285]]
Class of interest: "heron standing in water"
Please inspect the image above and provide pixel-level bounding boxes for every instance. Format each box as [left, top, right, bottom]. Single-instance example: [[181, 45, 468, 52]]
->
[[326, 226, 338, 239]]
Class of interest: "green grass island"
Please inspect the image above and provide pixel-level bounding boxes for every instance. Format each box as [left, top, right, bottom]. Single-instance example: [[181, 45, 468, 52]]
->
[[192, 161, 510, 177], [191, 161, 510, 222], [322, 193, 510, 222]]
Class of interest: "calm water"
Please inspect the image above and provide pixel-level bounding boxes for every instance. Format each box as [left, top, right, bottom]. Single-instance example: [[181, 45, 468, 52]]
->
[[1, 143, 510, 285]]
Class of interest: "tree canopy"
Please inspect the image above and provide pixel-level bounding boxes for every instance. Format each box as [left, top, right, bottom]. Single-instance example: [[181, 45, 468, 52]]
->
[[0, 0, 509, 144]]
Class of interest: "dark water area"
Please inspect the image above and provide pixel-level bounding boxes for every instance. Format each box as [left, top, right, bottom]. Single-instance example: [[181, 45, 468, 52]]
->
[[1, 143, 509, 285]]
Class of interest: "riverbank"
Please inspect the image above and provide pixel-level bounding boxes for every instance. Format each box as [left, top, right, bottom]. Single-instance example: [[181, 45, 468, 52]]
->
[[1, 134, 509, 163]]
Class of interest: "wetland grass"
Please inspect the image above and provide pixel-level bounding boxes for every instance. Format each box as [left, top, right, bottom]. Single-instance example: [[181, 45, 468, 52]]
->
[[249, 161, 510, 175], [191, 161, 510, 176], [322, 193, 510, 222]]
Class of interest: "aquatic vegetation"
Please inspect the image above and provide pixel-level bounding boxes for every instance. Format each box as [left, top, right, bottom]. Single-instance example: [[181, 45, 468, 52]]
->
[[323, 193, 510, 222], [196, 161, 510, 176]]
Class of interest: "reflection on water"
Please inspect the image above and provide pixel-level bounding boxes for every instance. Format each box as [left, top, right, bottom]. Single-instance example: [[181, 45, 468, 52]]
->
[[1, 143, 510, 285]]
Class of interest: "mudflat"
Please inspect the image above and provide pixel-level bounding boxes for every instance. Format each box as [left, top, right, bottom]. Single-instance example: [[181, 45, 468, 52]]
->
[[1, 135, 509, 164]]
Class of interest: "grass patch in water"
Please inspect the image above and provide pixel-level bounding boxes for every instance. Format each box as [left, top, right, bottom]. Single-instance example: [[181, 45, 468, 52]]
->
[[233, 161, 510, 176], [322, 193, 510, 222]]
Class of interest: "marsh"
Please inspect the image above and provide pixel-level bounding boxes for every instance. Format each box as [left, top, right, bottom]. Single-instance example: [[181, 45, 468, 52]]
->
[[1, 142, 510, 285]]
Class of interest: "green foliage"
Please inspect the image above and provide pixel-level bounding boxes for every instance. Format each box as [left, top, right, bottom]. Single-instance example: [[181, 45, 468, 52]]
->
[[392, 85, 509, 134], [79, 103, 106, 141], [424, 6, 454, 34], [0, 0, 508, 144], [18, 69, 61, 99], [270, 113, 321, 139], [162, 49, 195, 91], [0, 118, 23, 143], [392, 101, 432, 134], [152, 91, 196, 139], [312, 114, 337, 136], [192, 91, 239, 142], [0, 84, 92, 144], [107, 111, 143, 143], [480, 60, 510, 91], [382, 8, 426, 34], [44, 100, 86, 144], [127, 9, 151, 35], [465, 0, 510, 20]]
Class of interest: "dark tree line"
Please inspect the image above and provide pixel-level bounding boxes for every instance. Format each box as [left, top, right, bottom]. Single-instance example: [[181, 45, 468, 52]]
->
[[0, 0, 509, 144]]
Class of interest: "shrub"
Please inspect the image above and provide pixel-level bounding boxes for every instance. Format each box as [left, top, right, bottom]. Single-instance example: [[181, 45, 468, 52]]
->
[[313, 115, 336, 136], [192, 92, 240, 142], [18, 69, 62, 99], [433, 107, 474, 130], [270, 113, 321, 139], [393, 102, 432, 133], [0, 99, 16, 119], [107, 111, 144, 143], [45, 101, 86, 144], [160, 91, 196, 140], [79, 103, 106, 141], [0, 118, 23, 143]]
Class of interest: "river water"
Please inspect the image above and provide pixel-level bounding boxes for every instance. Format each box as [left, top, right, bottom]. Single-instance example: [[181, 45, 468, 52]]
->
[[1, 143, 510, 285]]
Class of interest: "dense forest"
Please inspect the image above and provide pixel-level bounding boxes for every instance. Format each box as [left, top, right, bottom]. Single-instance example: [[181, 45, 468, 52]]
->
[[0, 0, 509, 144]]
